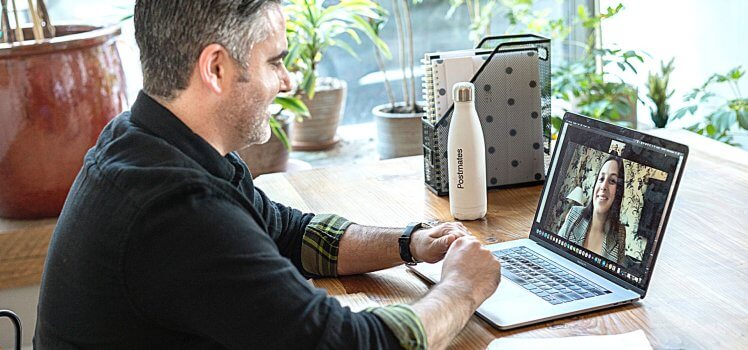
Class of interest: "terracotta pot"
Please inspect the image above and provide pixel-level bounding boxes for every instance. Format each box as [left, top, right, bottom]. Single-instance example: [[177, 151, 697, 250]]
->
[[291, 77, 346, 151], [0, 25, 127, 219], [237, 117, 291, 177], [373, 102, 425, 159]]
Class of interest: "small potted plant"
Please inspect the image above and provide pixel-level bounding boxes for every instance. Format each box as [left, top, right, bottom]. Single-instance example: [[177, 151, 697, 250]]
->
[[645, 58, 675, 128], [283, 0, 389, 151], [370, 0, 426, 159]]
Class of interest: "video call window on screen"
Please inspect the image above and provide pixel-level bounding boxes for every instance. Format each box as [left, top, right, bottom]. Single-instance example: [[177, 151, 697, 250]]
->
[[537, 123, 681, 287]]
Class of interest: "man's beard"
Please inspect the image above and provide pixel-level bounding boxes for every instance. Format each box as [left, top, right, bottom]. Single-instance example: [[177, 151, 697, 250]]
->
[[224, 88, 271, 151]]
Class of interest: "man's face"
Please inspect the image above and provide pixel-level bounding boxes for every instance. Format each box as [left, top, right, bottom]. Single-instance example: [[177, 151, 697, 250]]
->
[[221, 5, 291, 150]]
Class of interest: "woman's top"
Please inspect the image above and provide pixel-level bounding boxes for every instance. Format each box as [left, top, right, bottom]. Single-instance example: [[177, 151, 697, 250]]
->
[[557, 205, 626, 263]]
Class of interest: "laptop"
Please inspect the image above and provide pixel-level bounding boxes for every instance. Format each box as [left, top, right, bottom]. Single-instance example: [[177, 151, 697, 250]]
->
[[410, 112, 689, 329]]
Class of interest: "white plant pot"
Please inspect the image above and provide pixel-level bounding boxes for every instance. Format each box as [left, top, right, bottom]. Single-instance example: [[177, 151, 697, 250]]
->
[[373, 102, 425, 159]]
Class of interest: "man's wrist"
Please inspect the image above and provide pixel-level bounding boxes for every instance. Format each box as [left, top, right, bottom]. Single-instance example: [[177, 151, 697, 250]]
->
[[438, 278, 480, 311], [408, 227, 423, 263], [399, 222, 424, 265]]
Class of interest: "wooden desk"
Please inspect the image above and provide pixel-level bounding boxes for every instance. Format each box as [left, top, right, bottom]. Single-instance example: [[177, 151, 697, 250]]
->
[[255, 129, 748, 349], [0, 129, 745, 347]]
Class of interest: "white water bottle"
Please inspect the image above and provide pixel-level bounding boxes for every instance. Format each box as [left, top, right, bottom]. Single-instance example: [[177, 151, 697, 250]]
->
[[448, 82, 487, 220]]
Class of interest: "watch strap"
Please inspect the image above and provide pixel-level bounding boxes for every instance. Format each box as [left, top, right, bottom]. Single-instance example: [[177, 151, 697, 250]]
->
[[399, 222, 424, 265]]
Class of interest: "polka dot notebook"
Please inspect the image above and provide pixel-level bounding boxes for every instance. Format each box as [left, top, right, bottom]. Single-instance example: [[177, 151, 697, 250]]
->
[[422, 35, 551, 195]]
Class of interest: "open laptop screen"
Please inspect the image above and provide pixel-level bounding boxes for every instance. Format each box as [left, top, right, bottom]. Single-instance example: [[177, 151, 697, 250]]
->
[[531, 113, 687, 292]]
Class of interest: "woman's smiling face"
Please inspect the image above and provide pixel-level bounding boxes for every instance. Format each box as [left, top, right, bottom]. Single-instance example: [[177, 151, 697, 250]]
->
[[593, 159, 620, 215]]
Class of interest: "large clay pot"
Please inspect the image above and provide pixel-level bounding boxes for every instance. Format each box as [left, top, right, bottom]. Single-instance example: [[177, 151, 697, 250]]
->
[[0, 25, 127, 219], [291, 77, 346, 151], [373, 102, 425, 159]]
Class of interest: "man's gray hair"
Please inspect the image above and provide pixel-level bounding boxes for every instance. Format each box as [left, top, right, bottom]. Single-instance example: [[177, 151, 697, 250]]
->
[[134, 0, 281, 100]]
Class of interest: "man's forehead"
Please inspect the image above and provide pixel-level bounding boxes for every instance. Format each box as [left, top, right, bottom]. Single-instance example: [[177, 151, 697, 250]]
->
[[249, 6, 287, 55]]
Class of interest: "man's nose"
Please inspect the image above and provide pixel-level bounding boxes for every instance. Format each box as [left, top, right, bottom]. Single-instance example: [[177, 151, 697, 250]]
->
[[279, 66, 293, 93]]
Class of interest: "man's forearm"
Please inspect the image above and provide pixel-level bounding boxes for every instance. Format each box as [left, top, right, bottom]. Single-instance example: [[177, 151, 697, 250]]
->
[[410, 281, 476, 350], [337, 224, 403, 275]]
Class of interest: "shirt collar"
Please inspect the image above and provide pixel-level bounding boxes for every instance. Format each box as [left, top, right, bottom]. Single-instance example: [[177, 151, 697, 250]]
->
[[129, 91, 245, 185]]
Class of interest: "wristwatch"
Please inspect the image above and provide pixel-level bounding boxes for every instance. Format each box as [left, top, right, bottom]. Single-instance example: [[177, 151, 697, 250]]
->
[[399, 222, 426, 265]]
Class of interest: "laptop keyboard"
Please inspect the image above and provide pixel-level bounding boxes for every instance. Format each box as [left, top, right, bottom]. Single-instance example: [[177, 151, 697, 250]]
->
[[493, 247, 611, 305]]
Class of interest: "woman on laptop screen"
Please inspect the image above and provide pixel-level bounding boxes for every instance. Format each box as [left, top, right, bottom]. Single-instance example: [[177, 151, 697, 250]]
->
[[558, 152, 626, 262]]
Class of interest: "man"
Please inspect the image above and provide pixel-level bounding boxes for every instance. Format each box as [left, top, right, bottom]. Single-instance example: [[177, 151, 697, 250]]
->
[[34, 1, 500, 349]]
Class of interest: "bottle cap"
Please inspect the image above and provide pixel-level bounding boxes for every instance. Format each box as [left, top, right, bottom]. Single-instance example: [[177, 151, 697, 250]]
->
[[453, 82, 474, 102]]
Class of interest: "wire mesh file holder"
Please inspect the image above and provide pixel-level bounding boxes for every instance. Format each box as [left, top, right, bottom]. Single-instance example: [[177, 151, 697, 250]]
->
[[0, 309, 21, 350], [422, 34, 551, 196]]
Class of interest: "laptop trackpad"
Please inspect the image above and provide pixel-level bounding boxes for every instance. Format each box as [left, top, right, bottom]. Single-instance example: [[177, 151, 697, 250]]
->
[[478, 277, 558, 328], [410, 262, 535, 302], [493, 278, 532, 299]]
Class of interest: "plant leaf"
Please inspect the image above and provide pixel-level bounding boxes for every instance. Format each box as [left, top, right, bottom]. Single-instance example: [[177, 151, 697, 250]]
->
[[329, 39, 360, 60], [268, 117, 291, 151], [737, 108, 748, 129], [274, 96, 310, 117], [706, 124, 716, 136], [712, 109, 734, 131]]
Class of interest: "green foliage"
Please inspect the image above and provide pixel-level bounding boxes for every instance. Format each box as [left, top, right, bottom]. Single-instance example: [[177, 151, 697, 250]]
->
[[673, 66, 747, 145], [448, 0, 569, 45], [502, 0, 569, 40], [270, 95, 310, 150], [448, 1, 641, 133], [283, 0, 390, 99], [645, 58, 675, 128], [551, 53, 638, 124], [550, 4, 642, 129], [446, 0, 501, 44]]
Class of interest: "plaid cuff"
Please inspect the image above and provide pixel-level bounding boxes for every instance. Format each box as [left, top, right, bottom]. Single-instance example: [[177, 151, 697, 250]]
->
[[301, 214, 353, 277], [368, 304, 427, 350]]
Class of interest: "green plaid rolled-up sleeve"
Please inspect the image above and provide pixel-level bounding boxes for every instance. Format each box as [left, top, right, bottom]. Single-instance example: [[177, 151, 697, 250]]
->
[[368, 304, 427, 350], [301, 214, 353, 277]]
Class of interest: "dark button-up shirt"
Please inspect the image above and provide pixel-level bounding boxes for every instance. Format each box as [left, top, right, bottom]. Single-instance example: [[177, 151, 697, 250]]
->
[[34, 92, 425, 349]]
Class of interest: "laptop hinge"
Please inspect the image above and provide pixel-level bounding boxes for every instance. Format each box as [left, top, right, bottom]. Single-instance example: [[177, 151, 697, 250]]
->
[[532, 236, 646, 296]]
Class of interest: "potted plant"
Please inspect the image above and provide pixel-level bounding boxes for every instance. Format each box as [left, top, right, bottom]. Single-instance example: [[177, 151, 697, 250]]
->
[[237, 95, 309, 176], [645, 58, 675, 128], [673, 66, 748, 145], [370, 0, 426, 160], [283, 0, 389, 151], [0, 0, 127, 219]]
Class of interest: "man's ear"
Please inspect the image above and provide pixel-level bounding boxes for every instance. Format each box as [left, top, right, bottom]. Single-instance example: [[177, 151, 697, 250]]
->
[[196, 44, 231, 95]]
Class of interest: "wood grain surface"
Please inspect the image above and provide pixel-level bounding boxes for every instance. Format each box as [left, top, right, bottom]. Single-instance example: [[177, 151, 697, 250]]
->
[[0, 129, 744, 348], [256, 129, 748, 349], [0, 218, 55, 289]]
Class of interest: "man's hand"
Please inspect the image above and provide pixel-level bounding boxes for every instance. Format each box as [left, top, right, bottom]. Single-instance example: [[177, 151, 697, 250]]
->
[[409, 235, 501, 350], [439, 236, 501, 309], [410, 222, 470, 263]]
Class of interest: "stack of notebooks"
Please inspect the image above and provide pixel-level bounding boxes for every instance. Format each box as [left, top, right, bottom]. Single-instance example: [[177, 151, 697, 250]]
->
[[421, 34, 552, 195]]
